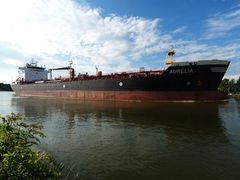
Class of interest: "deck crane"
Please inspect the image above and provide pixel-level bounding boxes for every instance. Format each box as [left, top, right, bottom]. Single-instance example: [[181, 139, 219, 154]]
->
[[49, 61, 75, 81]]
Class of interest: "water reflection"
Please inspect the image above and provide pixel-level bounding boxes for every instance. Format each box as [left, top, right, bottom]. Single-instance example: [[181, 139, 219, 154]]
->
[[6, 94, 240, 179], [218, 98, 240, 148], [11, 96, 227, 132]]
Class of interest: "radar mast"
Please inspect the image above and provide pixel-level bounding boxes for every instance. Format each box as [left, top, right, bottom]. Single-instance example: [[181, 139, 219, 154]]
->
[[165, 47, 175, 65]]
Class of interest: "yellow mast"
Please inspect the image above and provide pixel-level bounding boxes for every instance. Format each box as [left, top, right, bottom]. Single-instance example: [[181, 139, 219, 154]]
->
[[165, 48, 175, 65]]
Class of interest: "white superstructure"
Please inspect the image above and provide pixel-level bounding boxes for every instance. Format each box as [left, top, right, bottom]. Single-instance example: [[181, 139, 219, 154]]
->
[[18, 62, 49, 82]]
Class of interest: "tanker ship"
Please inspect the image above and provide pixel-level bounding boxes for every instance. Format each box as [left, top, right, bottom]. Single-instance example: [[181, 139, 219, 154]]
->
[[11, 50, 230, 101]]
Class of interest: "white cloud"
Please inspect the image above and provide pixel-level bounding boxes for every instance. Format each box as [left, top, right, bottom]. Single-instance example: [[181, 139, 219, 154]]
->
[[0, 0, 165, 70], [225, 74, 240, 80], [0, 0, 239, 83], [2, 58, 24, 67], [174, 39, 240, 62], [174, 40, 240, 78], [172, 26, 187, 34], [205, 5, 240, 39]]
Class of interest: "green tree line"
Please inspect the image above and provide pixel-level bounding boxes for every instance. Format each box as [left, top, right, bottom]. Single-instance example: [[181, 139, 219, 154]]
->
[[0, 83, 12, 91], [219, 77, 240, 94]]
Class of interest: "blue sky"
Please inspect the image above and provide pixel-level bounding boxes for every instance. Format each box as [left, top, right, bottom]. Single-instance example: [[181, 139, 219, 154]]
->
[[0, 0, 239, 83]]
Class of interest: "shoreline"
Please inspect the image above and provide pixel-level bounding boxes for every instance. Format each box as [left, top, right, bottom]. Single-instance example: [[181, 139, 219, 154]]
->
[[232, 94, 240, 99]]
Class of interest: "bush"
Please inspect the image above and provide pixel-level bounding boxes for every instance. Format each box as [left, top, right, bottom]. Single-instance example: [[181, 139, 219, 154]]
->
[[0, 113, 63, 179]]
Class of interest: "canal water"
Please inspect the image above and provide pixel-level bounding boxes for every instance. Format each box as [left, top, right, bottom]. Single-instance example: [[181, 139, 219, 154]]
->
[[1, 92, 240, 180]]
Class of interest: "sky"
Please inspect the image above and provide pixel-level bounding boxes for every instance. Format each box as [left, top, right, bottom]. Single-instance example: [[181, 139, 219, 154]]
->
[[0, 0, 240, 83]]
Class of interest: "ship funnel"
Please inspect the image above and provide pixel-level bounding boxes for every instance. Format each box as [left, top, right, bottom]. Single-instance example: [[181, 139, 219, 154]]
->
[[165, 48, 175, 65]]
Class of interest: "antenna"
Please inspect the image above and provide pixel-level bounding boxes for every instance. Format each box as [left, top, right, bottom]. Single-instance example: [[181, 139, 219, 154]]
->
[[30, 58, 37, 66]]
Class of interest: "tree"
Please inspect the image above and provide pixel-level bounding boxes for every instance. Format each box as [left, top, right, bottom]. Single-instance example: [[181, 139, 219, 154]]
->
[[218, 78, 229, 93], [236, 77, 240, 93], [218, 77, 240, 94], [228, 79, 236, 93], [0, 113, 63, 179]]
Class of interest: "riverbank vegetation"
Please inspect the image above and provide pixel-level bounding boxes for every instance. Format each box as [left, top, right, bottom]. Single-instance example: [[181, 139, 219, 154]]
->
[[0, 113, 63, 179], [219, 77, 240, 94]]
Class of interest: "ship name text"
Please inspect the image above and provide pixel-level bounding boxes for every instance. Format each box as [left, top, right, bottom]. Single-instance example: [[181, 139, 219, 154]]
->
[[169, 68, 193, 74]]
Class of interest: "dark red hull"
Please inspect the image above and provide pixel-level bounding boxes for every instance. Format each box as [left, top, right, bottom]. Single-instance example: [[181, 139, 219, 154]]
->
[[15, 90, 229, 101]]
